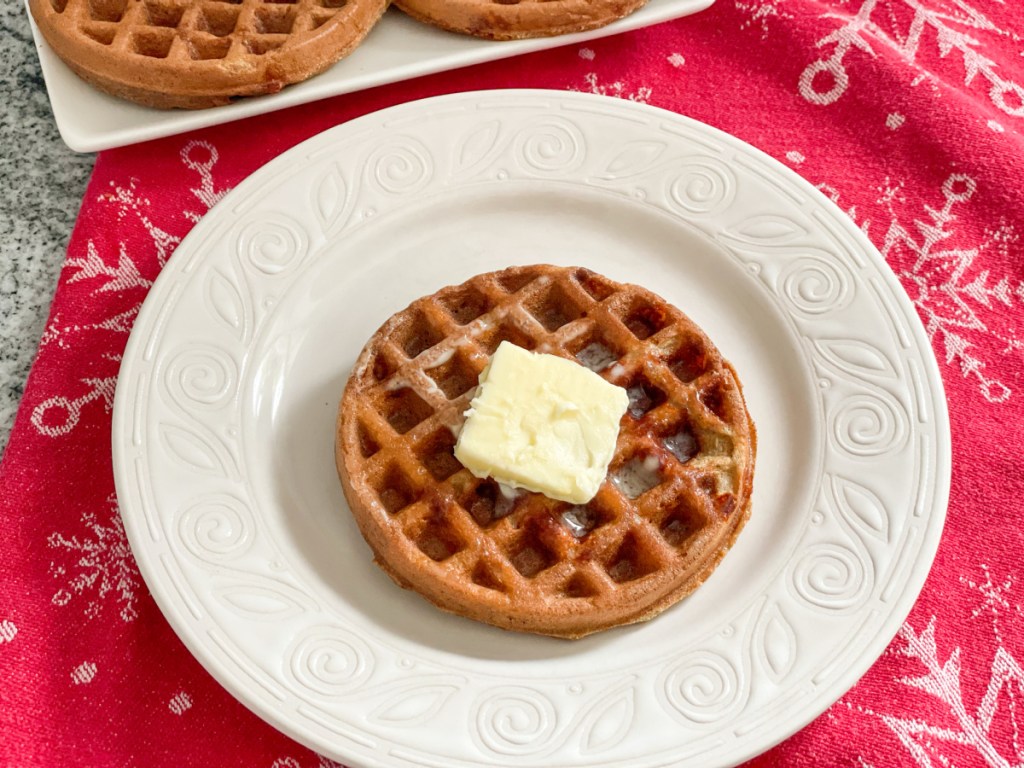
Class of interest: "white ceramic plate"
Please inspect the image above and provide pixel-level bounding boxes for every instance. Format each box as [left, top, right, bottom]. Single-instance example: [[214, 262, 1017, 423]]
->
[[27, 0, 712, 153], [113, 90, 950, 768]]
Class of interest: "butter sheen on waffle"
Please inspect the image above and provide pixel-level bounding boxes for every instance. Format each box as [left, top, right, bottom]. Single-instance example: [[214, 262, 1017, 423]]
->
[[28, 0, 387, 109], [335, 265, 756, 639], [393, 0, 648, 40]]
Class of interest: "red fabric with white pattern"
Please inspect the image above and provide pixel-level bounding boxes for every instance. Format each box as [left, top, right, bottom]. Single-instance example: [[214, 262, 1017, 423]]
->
[[2, 1, 1023, 765]]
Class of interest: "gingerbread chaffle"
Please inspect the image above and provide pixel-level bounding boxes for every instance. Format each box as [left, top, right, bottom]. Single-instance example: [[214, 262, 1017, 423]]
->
[[336, 265, 756, 639], [392, 0, 649, 40], [28, 0, 388, 108]]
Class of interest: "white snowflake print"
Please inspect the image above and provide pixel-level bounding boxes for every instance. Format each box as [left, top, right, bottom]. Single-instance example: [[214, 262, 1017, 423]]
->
[[271, 755, 344, 768], [733, 0, 793, 39], [842, 566, 1024, 767], [181, 140, 230, 223], [49, 494, 141, 623], [169, 691, 192, 715], [71, 661, 97, 684], [798, 0, 1024, 113], [577, 72, 652, 103], [0, 619, 17, 643], [99, 178, 182, 269], [815, 181, 868, 235], [32, 140, 229, 438], [815, 170, 1022, 402], [31, 375, 118, 437], [886, 112, 906, 129], [886, 619, 1023, 766], [63, 241, 154, 293], [39, 307, 140, 351], [572, 49, 652, 103], [879, 173, 1023, 403]]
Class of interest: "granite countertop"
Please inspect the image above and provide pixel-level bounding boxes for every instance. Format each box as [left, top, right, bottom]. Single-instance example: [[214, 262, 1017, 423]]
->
[[1, 4, 95, 456]]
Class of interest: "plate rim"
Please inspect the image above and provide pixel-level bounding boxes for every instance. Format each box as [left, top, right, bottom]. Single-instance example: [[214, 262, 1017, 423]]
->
[[112, 88, 952, 767]]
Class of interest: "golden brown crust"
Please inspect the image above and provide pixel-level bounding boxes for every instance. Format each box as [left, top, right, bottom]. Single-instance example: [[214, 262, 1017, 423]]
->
[[392, 0, 649, 40], [28, 0, 389, 109], [336, 265, 756, 639]]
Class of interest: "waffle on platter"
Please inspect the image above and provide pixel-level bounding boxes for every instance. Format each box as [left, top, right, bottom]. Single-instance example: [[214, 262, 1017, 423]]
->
[[392, 0, 648, 40], [28, 0, 388, 108], [335, 265, 756, 639]]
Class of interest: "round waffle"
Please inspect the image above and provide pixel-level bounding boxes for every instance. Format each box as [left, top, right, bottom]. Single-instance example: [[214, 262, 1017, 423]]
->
[[335, 265, 756, 639], [28, 0, 388, 109], [393, 0, 648, 40]]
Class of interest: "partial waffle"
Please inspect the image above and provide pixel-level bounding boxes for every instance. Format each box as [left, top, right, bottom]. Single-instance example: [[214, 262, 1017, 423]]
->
[[28, 0, 388, 109], [392, 0, 648, 40], [336, 265, 756, 639]]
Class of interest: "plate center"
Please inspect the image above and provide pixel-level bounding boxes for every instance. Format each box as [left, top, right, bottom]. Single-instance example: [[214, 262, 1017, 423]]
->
[[245, 183, 819, 672]]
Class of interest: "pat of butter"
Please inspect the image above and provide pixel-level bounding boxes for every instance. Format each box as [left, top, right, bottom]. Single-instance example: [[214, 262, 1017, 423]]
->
[[454, 341, 629, 504]]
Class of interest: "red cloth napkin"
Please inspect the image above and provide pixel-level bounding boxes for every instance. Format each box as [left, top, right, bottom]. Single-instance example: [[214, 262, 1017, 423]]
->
[[3, 1, 1024, 765]]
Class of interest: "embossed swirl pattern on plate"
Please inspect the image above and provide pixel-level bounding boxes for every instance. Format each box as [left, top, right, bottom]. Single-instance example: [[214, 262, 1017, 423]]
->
[[514, 118, 585, 175], [162, 346, 237, 410], [473, 686, 559, 756], [662, 651, 744, 724], [791, 543, 871, 611], [237, 212, 309, 276], [177, 494, 255, 562], [665, 156, 736, 216], [366, 136, 434, 195], [779, 255, 855, 316], [285, 625, 374, 697], [832, 392, 909, 457]]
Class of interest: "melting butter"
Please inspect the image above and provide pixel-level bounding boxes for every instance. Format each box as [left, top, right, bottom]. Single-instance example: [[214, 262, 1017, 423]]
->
[[454, 341, 628, 504]]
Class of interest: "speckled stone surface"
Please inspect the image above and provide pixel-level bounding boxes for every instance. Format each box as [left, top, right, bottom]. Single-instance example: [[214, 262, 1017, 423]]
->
[[0, 5, 95, 456]]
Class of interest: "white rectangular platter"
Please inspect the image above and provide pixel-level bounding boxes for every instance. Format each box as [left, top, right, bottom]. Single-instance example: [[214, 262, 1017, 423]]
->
[[27, 0, 714, 153]]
